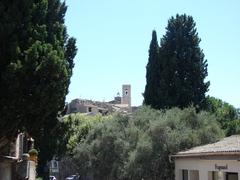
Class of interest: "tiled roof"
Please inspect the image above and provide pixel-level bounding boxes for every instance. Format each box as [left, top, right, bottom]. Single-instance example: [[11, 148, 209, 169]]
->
[[173, 135, 240, 158]]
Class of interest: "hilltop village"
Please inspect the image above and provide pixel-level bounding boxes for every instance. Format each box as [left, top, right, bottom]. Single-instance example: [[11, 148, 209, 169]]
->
[[66, 85, 138, 115]]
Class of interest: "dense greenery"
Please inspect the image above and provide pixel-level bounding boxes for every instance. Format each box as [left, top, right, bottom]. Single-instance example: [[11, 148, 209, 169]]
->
[[144, 14, 209, 110], [0, 0, 76, 137], [206, 96, 240, 135], [62, 113, 112, 155], [72, 106, 223, 180], [0, 0, 77, 179], [56, 113, 111, 178]]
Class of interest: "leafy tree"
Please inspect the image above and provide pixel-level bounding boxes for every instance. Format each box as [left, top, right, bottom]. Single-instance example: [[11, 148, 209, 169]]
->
[[62, 113, 111, 155], [206, 96, 237, 124], [74, 114, 130, 180], [73, 106, 224, 180], [206, 96, 239, 135], [0, 0, 77, 178], [226, 119, 240, 136], [52, 113, 112, 178], [144, 14, 209, 110]]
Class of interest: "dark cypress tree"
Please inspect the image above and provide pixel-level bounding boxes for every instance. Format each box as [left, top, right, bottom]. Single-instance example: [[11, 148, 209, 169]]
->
[[144, 14, 209, 110], [159, 14, 209, 109], [0, 0, 76, 137], [0, 0, 77, 177], [144, 30, 161, 109]]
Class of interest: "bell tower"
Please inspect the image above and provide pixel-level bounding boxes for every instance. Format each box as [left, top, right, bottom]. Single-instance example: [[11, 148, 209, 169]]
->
[[121, 84, 131, 107]]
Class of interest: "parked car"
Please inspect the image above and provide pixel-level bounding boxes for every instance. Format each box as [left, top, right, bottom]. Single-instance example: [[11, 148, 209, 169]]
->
[[49, 175, 57, 180], [65, 174, 80, 180]]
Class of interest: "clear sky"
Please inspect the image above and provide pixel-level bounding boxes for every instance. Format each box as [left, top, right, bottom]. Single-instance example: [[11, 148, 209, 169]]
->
[[65, 0, 240, 108]]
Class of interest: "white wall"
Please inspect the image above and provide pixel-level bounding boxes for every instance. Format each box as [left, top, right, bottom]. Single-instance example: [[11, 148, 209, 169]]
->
[[28, 161, 36, 180], [175, 158, 240, 180]]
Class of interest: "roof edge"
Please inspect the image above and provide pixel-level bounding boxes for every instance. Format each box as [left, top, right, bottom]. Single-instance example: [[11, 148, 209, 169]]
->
[[171, 151, 240, 159]]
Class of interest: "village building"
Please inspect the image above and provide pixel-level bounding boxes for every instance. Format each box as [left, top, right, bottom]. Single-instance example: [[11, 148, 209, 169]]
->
[[66, 84, 133, 115], [172, 135, 240, 180], [0, 133, 36, 180]]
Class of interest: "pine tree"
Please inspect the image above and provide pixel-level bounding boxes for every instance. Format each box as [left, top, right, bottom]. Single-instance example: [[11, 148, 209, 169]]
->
[[161, 14, 209, 109], [0, 0, 77, 167], [144, 14, 209, 110], [144, 30, 161, 109]]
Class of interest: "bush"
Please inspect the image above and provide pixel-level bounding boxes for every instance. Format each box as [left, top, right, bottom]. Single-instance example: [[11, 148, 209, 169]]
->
[[28, 148, 38, 156], [73, 106, 224, 180], [62, 113, 111, 155]]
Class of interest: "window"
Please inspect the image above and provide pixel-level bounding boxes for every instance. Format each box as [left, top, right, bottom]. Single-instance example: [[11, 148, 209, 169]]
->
[[208, 171, 218, 180], [51, 160, 58, 169], [54, 161, 57, 168], [88, 107, 92, 112], [226, 172, 238, 180], [212, 171, 218, 180], [182, 170, 188, 180], [189, 170, 199, 180]]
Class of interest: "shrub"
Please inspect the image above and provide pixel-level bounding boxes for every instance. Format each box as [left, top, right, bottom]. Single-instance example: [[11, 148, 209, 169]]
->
[[73, 106, 224, 179]]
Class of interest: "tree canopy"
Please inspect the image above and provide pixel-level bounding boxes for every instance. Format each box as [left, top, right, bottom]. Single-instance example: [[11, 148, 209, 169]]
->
[[144, 30, 162, 109], [144, 14, 209, 110], [0, 0, 76, 145], [72, 106, 223, 180], [62, 113, 112, 155], [0, 1, 77, 178], [206, 96, 240, 135]]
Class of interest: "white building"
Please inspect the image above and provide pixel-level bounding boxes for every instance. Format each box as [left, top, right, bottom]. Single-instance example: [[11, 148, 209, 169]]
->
[[172, 135, 240, 180]]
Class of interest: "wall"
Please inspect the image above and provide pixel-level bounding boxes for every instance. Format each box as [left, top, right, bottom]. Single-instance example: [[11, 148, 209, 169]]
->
[[28, 161, 36, 180], [0, 162, 12, 180], [175, 158, 240, 180]]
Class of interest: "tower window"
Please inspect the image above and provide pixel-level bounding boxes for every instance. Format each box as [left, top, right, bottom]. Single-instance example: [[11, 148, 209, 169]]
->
[[88, 107, 92, 112], [125, 89, 128, 96]]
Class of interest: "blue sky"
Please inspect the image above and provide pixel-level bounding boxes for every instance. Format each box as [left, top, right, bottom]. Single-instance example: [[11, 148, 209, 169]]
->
[[65, 0, 240, 108]]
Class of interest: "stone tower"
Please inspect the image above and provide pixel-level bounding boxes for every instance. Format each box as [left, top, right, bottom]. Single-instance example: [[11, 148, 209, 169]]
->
[[121, 84, 131, 107]]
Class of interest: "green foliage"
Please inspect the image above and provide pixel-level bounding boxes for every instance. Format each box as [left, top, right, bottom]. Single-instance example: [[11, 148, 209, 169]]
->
[[0, 0, 77, 178], [206, 96, 239, 135], [63, 113, 112, 155], [144, 14, 209, 110], [28, 148, 38, 156], [36, 178, 43, 180], [206, 96, 238, 126], [144, 30, 161, 109], [226, 119, 240, 136], [73, 106, 224, 180], [0, 0, 77, 138]]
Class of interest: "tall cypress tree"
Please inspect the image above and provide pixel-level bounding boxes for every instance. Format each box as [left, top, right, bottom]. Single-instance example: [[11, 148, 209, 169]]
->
[[160, 14, 209, 109], [144, 30, 161, 109], [0, 0, 77, 158], [1, 1, 77, 178], [144, 14, 209, 110]]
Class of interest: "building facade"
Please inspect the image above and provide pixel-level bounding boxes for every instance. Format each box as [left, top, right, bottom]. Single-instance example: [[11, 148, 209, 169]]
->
[[0, 133, 36, 180], [172, 135, 240, 180]]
